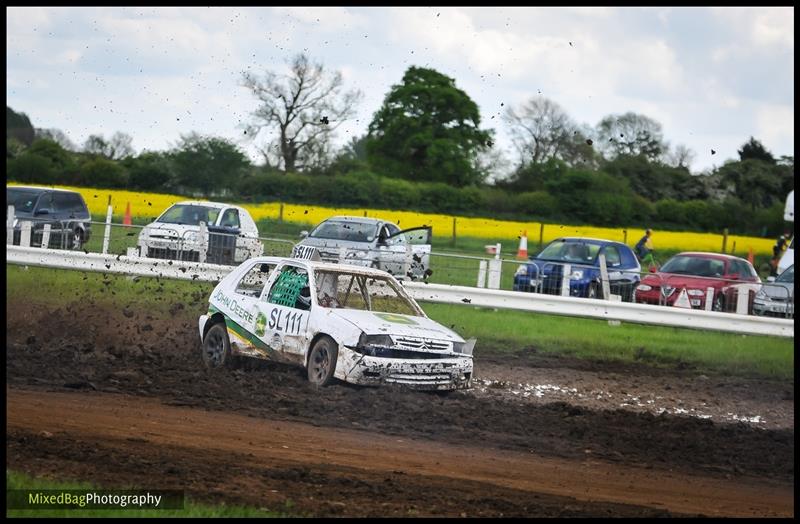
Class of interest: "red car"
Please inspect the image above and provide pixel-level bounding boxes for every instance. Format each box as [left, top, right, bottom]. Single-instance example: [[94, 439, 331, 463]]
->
[[634, 252, 761, 312]]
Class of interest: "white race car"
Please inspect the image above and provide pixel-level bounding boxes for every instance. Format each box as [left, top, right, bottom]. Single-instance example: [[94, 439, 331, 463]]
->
[[198, 255, 475, 390]]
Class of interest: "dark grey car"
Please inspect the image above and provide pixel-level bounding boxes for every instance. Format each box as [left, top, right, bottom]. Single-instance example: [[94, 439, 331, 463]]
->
[[6, 186, 92, 249], [293, 216, 432, 279]]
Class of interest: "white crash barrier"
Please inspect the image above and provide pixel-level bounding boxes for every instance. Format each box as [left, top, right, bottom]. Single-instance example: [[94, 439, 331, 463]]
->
[[6, 245, 793, 338]]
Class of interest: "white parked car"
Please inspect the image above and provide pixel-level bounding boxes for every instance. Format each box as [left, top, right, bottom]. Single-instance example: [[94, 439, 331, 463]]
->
[[138, 201, 263, 263], [198, 255, 475, 390]]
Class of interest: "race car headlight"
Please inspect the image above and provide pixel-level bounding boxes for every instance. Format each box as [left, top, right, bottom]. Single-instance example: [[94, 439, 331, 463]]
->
[[185, 231, 199, 243], [755, 289, 768, 299], [452, 338, 476, 356], [570, 270, 584, 280], [354, 333, 395, 356], [686, 289, 704, 297], [357, 333, 393, 348], [515, 265, 527, 277], [345, 250, 368, 259], [636, 284, 652, 292]]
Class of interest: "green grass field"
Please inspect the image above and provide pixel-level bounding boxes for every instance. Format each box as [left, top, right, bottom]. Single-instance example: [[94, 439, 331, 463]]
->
[[5, 471, 283, 517], [7, 265, 793, 379]]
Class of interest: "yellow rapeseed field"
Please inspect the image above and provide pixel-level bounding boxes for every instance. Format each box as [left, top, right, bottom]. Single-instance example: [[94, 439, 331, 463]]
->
[[11, 183, 774, 255]]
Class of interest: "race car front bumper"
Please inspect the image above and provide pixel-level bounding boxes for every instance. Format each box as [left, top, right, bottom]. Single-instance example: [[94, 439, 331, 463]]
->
[[338, 349, 473, 391]]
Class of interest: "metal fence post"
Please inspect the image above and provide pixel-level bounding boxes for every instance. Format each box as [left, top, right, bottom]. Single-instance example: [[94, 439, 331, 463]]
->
[[598, 253, 610, 300], [198, 221, 208, 263], [451, 217, 457, 247], [487, 258, 502, 290], [539, 223, 544, 249], [7, 205, 15, 245], [40, 223, 51, 249], [705, 287, 714, 311], [561, 263, 571, 296], [722, 228, 728, 253], [608, 294, 622, 326], [20, 221, 32, 247], [101, 196, 113, 255], [477, 260, 487, 288], [736, 288, 749, 315]]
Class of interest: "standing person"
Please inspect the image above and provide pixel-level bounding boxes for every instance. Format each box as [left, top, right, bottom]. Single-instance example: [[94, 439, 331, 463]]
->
[[770, 233, 789, 276], [635, 229, 656, 270]]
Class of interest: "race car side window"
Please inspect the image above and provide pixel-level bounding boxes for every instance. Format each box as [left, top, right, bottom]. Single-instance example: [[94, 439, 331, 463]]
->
[[234, 262, 274, 298], [267, 266, 311, 310]]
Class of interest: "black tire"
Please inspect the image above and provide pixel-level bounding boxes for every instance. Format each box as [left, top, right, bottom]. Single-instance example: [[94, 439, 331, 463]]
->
[[202, 322, 234, 369], [712, 293, 725, 313], [307, 336, 338, 387], [69, 228, 84, 250]]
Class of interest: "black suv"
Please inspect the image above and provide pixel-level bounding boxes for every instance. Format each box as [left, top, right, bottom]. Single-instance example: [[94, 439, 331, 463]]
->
[[6, 186, 92, 249]]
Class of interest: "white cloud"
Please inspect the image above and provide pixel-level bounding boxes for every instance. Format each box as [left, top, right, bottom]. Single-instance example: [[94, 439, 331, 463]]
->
[[755, 104, 794, 149]]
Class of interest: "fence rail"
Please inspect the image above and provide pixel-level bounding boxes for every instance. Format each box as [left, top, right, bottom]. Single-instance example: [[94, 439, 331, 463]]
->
[[6, 245, 793, 338]]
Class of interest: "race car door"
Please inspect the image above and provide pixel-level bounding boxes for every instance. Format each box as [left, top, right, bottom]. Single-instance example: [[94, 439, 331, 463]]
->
[[376, 227, 432, 279], [256, 263, 311, 364]]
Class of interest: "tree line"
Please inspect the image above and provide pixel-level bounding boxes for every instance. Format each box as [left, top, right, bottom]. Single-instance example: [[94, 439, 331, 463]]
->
[[6, 53, 794, 237]]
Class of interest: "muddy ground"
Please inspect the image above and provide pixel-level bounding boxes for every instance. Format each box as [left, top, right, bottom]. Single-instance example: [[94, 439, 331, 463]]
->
[[5, 299, 795, 517]]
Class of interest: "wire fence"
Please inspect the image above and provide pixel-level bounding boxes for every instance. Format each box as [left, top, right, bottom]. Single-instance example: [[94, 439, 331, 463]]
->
[[7, 209, 793, 320]]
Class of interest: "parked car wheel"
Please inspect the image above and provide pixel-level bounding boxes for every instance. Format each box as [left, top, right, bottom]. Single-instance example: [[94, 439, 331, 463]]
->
[[712, 294, 725, 313], [307, 336, 338, 387], [69, 229, 84, 250], [202, 322, 234, 369]]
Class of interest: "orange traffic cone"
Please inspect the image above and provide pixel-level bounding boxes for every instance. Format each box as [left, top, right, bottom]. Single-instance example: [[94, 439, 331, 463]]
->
[[747, 247, 754, 265], [517, 230, 528, 259], [123, 202, 132, 227]]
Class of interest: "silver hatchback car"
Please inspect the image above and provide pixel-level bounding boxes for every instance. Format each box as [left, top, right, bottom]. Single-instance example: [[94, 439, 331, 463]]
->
[[293, 216, 432, 280]]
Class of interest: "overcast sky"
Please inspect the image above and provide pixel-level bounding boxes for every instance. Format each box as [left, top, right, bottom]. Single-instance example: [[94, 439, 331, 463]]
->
[[6, 6, 794, 177]]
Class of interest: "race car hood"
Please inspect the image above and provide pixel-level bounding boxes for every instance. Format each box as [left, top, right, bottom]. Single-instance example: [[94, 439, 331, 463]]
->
[[327, 309, 463, 342]]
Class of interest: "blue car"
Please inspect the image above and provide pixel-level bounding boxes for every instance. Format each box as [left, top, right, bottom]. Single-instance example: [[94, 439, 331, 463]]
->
[[513, 237, 641, 301]]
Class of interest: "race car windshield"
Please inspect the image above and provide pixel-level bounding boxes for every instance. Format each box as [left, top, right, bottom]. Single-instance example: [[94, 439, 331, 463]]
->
[[536, 241, 601, 263], [6, 188, 41, 213], [776, 265, 793, 283], [314, 270, 422, 316], [310, 221, 378, 242], [156, 204, 221, 226]]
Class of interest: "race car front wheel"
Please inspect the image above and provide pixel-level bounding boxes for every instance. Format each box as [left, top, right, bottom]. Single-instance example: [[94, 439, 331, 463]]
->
[[202, 322, 233, 369], [307, 336, 338, 387]]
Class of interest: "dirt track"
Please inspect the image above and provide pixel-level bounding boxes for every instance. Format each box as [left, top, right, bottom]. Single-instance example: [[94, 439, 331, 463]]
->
[[5, 299, 795, 517]]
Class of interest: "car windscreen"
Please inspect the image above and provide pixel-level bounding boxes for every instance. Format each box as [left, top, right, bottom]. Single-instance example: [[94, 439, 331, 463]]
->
[[310, 221, 378, 242], [156, 204, 220, 225], [776, 265, 794, 283], [7, 188, 41, 213], [660, 256, 725, 277], [315, 270, 421, 316], [536, 240, 601, 263]]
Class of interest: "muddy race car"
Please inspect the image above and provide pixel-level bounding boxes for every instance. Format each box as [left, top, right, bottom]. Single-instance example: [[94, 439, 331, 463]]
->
[[198, 255, 475, 390]]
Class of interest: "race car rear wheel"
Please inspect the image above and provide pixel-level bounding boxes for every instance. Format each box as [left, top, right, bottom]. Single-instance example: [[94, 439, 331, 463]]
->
[[307, 336, 338, 387], [202, 322, 233, 369]]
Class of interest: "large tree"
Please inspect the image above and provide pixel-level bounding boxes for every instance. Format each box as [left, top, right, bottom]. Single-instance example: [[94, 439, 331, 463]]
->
[[366, 66, 492, 186], [171, 133, 250, 196], [7, 106, 35, 146], [595, 112, 666, 162], [737, 137, 775, 164], [242, 53, 362, 172]]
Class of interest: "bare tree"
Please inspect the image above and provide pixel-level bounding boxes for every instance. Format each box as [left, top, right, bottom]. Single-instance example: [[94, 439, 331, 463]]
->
[[665, 143, 696, 170], [242, 54, 363, 172], [503, 97, 578, 167], [595, 112, 666, 161], [83, 132, 134, 160]]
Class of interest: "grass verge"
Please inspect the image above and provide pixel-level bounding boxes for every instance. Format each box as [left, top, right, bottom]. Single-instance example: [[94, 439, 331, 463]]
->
[[7, 265, 793, 380], [5, 470, 284, 517]]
